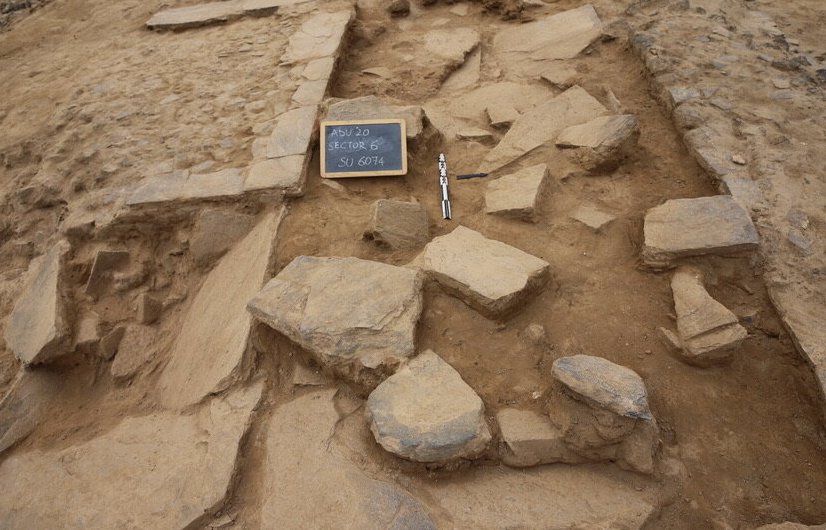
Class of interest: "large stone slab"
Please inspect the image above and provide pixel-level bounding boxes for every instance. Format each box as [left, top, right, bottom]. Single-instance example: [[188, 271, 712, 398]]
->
[[416, 225, 550, 317], [363, 199, 429, 250], [478, 85, 608, 174], [146, 1, 245, 30], [493, 5, 603, 77], [244, 155, 308, 196], [247, 256, 423, 388], [670, 267, 747, 366], [0, 383, 263, 529], [4, 241, 70, 364], [262, 390, 436, 529], [366, 350, 491, 463], [266, 106, 318, 159], [556, 114, 640, 171], [642, 195, 759, 268], [485, 163, 549, 222], [156, 209, 284, 409], [126, 168, 245, 207], [0, 369, 63, 454], [418, 464, 656, 529], [282, 9, 355, 64]]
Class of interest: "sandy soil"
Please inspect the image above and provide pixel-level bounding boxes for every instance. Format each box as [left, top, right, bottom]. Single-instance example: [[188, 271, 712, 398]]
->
[[0, 0, 825, 528]]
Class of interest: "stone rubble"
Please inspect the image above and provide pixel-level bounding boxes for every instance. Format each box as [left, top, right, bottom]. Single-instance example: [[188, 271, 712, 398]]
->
[[4, 241, 70, 365], [415, 225, 550, 317], [669, 267, 747, 366], [484, 163, 549, 222], [556, 114, 640, 171], [0, 383, 264, 529], [642, 196, 759, 268], [478, 85, 608, 174], [156, 209, 284, 409], [363, 199, 429, 250], [247, 256, 423, 388], [366, 350, 491, 463], [261, 390, 436, 528]]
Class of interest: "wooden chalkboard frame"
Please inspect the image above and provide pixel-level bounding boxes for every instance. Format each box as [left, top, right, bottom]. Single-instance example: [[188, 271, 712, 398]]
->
[[320, 119, 408, 178]]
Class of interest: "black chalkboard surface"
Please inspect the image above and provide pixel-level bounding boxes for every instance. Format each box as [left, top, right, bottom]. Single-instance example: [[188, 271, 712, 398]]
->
[[320, 119, 408, 178]]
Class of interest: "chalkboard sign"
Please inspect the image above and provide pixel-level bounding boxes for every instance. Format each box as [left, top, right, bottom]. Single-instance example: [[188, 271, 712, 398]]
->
[[320, 119, 408, 178]]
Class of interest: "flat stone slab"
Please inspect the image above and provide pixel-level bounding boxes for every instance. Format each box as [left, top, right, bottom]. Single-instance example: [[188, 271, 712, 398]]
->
[[478, 85, 608, 174], [111, 324, 159, 380], [642, 195, 759, 268], [4, 241, 70, 364], [366, 350, 491, 463], [423, 28, 479, 65], [190, 208, 256, 267], [262, 390, 436, 529], [266, 106, 318, 159], [556, 114, 640, 171], [247, 256, 423, 388], [540, 61, 580, 89], [157, 209, 284, 409], [0, 383, 263, 529], [146, 1, 244, 30], [283, 9, 355, 64], [485, 163, 549, 222], [244, 155, 308, 196], [496, 408, 568, 467], [493, 5, 602, 77], [0, 369, 64, 455], [363, 199, 429, 250], [416, 225, 550, 317], [571, 204, 616, 231], [671, 267, 747, 365], [126, 168, 245, 207], [552, 355, 652, 420]]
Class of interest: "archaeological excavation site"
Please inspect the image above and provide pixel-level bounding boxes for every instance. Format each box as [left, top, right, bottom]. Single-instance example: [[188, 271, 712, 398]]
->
[[1, 0, 825, 527]]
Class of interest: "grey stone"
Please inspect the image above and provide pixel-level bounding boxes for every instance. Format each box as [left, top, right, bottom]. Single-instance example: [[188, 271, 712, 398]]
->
[[493, 5, 602, 77], [244, 155, 308, 196], [570, 205, 616, 231], [439, 47, 481, 92], [0, 383, 263, 529], [98, 326, 125, 361], [416, 226, 550, 317], [266, 106, 318, 159], [261, 390, 436, 529], [4, 241, 70, 365], [485, 163, 549, 222], [74, 312, 101, 354], [497, 408, 569, 467], [247, 256, 423, 388], [190, 208, 256, 267], [85, 249, 129, 298], [552, 355, 652, 420], [668, 87, 701, 106], [291, 79, 328, 107], [157, 209, 284, 409], [136, 293, 162, 325], [556, 114, 640, 171], [363, 200, 429, 250], [642, 196, 759, 267], [719, 174, 763, 211], [111, 324, 159, 381], [366, 350, 491, 463], [282, 9, 355, 64], [0, 369, 63, 455], [127, 168, 245, 207], [671, 267, 747, 366], [478, 86, 608, 174]]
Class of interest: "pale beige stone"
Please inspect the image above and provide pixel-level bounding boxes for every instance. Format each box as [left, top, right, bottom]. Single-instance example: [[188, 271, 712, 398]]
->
[[127, 168, 245, 207], [497, 408, 569, 467], [283, 10, 355, 64], [456, 127, 494, 142], [74, 312, 101, 354], [363, 199, 428, 250], [485, 104, 519, 128], [302, 57, 336, 81], [291, 79, 328, 107], [440, 47, 481, 92], [485, 163, 549, 222], [190, 208, 256, 267], [423, 28, 479, 64], [157, 209, 284, 409], [244, 155, 307, 195], [111, 325, 160, 381], [540, 61, 580, 89], [366, 350, 491, 463], [416, 226, 550, 317], [556, 114, 640, 171], [570, 204, 615, 231], [266, 106, 318, 159], [0, 383, 263, 529], [0, 369, 64, 454]]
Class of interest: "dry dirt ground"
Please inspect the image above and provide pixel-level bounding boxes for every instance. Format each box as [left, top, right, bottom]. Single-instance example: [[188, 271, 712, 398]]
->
[[0, 0, 825, 528]]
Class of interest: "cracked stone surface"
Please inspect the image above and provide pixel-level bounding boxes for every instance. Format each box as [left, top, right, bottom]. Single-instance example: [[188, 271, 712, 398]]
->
[[485, 163, 549, 222]]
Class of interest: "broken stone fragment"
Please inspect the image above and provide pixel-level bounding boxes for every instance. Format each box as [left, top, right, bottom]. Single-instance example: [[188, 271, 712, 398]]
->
[[363, 199, 429, 250], [642, 195, 759, 268], [423, 27, 479, 67], [291, 79, 328, 107], [261, 390, 436, 528], [282, 9, 355, 64], [497, 408, 571, 467], [5, 241, 71, 365], [136, 293, 162, 325], [456, 127, 494, 143], [157, 209, 284, 409], [493, 5, 602, 77], [485, 104, 519, 129], [570, 204, 616, 231], [74, 312, 101, 354], [127, 168, 245, 207], [416, 225, 550, 317], [556, 114, 640, 171], [366, 350, 491, 463], [478, 85, 608, 174], [0, 383, 264, 529], [146, 1, 243, 30], [244, 155, 307, 196], [98, 326, 126, 361], [485, 163, 549, 222], [387, 0, 410, 17], [539, 62, 580, 89], [189, 208, 256, 267], [247, 256, 423, 389], [85, 249, 129, 298], [0, 368, 64, 455], [111, 324, 159, 380], [301, 57, 335, 82], [670, 267, 747, 366], [266, 106, 318, 159]]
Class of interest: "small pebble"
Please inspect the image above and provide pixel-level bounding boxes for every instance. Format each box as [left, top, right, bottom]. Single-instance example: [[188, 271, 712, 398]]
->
[[731, 154, 746, 165]]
